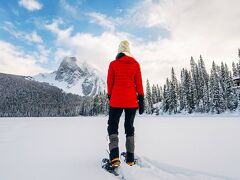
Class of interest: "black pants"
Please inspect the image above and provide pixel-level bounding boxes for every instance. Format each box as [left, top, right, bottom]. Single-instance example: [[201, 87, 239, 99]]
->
[[107, 107, 137, 137]]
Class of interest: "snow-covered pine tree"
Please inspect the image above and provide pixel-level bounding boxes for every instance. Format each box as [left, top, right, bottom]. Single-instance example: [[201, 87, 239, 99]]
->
[[219, 62, 227, 111], [92, 94, 100, 115], [232, 62, 237, 77], [102, 90, 109, 115], [202, 81, 210, 113], [232, 55, 240, 110], [145, 79, 153, 114], [190, 57, 199, 111], [168, 82, 173, 114], [209, 61, 225, 114], [156, 84, 162, 102], [197, 55, 209, 112], [152, 84, 158, 104], [188, 70, 195, 113], [162, 78, 171, 113], [169, 68, 178, 114], [180, 69, 194, 113], [224, 63, 235, 111], [179, 69, 185, 111], [236, 49, 240, 111], [177, 82, 181, 112]]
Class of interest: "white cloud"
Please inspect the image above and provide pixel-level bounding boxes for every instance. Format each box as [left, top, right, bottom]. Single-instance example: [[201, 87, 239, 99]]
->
[[0, 40, 47, 75], [25, 31, 43, 43], [45, 19, 73, 43], [54, 48, 72, 63], [35, 45, 51, 63], [46, 20, 119, 69], [114, 0, 240, 84], [59, 0, 80, 19], [45, 19, 132, 72], [45, 0, 240, 86], [2, 22, 43, 44], [87, 12, 115, 31], [19, 0, 43, 11]]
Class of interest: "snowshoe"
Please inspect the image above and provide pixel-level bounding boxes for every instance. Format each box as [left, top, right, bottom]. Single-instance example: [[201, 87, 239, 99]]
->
[[101, 158, 120, 176]]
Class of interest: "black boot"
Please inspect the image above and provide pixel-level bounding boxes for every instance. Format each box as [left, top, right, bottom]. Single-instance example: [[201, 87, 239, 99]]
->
[[126, 152, 134, 166], [110, 147, 120, 167], [110, 147, 119, 161]]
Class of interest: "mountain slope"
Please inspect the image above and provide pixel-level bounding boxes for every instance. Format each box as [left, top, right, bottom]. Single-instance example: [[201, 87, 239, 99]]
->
[[33, 57, 106, 96], [0, 72, 87, 117]]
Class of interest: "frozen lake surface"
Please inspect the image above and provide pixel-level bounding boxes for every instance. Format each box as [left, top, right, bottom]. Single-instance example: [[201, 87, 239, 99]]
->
[[0, 115, 239, 180]]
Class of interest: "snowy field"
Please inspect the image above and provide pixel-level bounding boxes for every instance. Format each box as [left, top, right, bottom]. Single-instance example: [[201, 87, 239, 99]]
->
[[0, 115, 239, 180]]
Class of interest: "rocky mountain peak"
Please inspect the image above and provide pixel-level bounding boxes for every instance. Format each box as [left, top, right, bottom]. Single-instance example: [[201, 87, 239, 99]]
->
[[57, 56, 82, 73], [33, 56, 106, 96], [55, 56, 85, 83], [60, 57, 78, 69]]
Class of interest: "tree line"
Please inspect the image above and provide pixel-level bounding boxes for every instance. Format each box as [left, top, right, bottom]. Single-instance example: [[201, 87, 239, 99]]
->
[[0, 73, 108, 117], [144, 51, 240, 115]]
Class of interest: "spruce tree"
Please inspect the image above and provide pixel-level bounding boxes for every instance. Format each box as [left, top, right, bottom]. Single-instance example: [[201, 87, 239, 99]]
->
[[179, 69, 185, 111], [232, 62, 237, 77], [162, 78, 171, 113], [152, 84, 158, 104], [190, 57, 198, 111], [156, 84, 162, 102], [197, 55, 209, 112], [170, 68, 178, 113], [182, 70, 194, 113], [224, 64, 235, 111], [145, 79, 153, 114], [209, 62, 225, 114]]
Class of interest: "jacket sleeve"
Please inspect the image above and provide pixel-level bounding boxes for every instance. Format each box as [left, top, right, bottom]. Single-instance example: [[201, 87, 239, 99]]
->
[[135, 63, 144, 95], [107, 62, 114, 96]]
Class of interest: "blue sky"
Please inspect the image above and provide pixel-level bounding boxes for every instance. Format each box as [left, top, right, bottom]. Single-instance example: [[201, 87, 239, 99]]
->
[[0, 0, 167, 72], [0, 0, 145, 69], [0, 0, 239, 84]]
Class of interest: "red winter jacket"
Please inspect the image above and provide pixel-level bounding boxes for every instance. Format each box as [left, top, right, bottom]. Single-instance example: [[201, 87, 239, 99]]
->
[[107, 55, 144, 108]]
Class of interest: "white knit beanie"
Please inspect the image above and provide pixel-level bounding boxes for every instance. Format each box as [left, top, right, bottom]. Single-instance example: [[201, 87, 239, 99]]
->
[[118, 40, 132, 57]]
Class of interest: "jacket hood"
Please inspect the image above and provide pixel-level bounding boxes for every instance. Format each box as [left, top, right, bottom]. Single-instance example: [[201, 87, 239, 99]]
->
[[118, 55, 136, 64]]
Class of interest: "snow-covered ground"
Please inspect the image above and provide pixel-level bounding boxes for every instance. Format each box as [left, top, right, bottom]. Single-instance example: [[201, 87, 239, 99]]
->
[[0, 116, 239, 180]]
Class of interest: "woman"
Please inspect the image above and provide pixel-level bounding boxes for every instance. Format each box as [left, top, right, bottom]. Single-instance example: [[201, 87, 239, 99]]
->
[[107, 40, 144, 167]]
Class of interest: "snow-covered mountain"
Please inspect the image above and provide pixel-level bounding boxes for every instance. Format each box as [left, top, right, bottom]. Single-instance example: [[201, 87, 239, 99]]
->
[[33, 57, 106, 96]]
